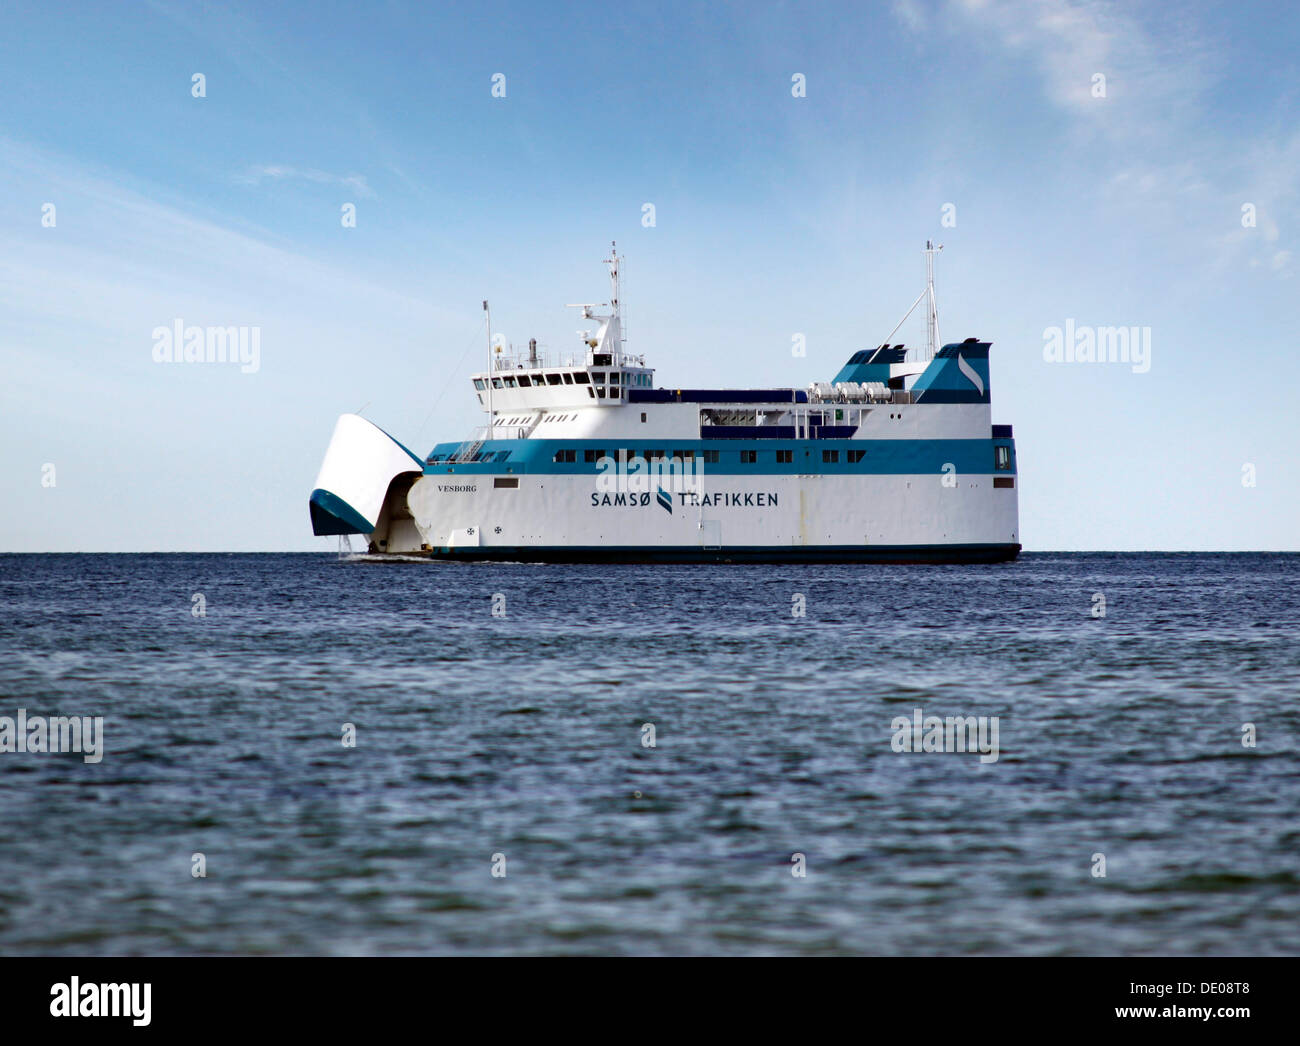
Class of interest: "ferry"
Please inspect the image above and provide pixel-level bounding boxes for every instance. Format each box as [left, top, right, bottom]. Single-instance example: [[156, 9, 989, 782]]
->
[[309, 243, 1020, 563]]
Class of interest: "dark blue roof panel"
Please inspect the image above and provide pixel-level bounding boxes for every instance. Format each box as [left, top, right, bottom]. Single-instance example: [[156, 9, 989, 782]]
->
[[629, 389, 809, 404]]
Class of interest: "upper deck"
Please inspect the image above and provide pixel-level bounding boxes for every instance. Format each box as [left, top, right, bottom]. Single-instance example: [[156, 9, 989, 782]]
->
[[472, 345, 654, 411]]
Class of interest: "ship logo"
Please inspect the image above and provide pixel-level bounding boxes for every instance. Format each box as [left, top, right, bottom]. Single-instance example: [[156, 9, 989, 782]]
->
[[655, 487, 673, 514], [956, 352, 985, 396]]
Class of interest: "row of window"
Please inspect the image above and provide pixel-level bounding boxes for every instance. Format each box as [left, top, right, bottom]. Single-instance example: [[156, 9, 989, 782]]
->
[[432, 446, 1009, 469], [560, 448, 715, 463], [427, 449, 512, 464], [552, 448, 872, 465], [475, 370, 651, 391]]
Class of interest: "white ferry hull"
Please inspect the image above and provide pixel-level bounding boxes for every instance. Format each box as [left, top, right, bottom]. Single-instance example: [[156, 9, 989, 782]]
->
[[392, 473, 1019, 563]]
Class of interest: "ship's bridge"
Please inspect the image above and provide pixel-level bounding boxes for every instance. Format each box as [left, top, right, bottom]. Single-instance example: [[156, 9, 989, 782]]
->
[[472, 346, 654, 411], [472, 245, 650, 411]]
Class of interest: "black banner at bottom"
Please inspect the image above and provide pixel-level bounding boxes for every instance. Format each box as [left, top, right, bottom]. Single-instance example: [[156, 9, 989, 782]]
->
[[0, 956, 1288, 1034]]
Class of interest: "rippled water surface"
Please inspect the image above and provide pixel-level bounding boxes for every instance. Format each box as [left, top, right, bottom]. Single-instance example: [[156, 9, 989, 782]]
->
[[1, 552, 1297, 955]]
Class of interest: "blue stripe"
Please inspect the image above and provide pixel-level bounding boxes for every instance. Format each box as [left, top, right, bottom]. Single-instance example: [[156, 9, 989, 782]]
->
[[426, 437, 1018, 477]]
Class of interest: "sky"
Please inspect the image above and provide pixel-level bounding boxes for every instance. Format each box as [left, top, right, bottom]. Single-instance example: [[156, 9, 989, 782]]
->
[[1, 0, 1297, 551]]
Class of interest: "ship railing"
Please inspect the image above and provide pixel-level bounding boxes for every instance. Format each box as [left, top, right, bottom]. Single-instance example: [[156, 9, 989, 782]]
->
[[447, 426, 490, 462], [447, 419, 538, 462], [491, 351, 582, 371], [489, 350, 649, 373], [491, 423, 535, 440]]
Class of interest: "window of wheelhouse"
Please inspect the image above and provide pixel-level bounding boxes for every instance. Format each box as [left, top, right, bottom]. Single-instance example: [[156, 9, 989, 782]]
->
[[491, 377, 503, 388], [473, 378, 486, 390], [517, 375, 532, 387], [546, 373, 563, 385]]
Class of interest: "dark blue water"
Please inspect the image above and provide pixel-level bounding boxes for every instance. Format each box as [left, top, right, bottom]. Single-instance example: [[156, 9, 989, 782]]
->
[[1, 552, 1297, 955]]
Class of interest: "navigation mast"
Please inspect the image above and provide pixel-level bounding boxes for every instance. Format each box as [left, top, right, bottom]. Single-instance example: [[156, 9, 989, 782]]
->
[[925, 240, 943, 361], [876, 241, 946, 360], [604, 241, 625, 354], [483, 299, 493, 419]]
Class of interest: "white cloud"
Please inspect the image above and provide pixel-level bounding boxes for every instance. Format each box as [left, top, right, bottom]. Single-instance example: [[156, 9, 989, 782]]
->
[[923, 0, 1294, 279], [940, 0, 1212, 130], [891, 0, 927, 34], [237, 164, 375, 198]]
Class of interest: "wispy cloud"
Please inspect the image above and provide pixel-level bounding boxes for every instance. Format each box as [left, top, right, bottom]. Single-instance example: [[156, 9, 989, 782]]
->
[[891, 0, 927, 34], [914, 0, 1293, 278], [941, 0, 1211, 124], [237, 164, 375, 198]]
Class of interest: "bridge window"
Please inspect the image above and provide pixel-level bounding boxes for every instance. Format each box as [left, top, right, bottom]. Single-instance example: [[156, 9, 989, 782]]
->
[[473, 378, 486, 390], [517, 375, 531, 387], [504, 377, 517, 388], [562, 372, 574, 384], [492, 378, 503, 388], [574, 372, 590, 384], [546, 373, 562, 385]]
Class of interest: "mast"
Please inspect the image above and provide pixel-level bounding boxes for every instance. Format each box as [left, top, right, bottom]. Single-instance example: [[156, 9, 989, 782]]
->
[[483, 299, 493, 420], [604, 241, 624, 356], [924, 240, 943, 360]]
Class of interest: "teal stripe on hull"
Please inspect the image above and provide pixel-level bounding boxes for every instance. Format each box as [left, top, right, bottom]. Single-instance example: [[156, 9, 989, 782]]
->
[[426, 437, 1018, 477]]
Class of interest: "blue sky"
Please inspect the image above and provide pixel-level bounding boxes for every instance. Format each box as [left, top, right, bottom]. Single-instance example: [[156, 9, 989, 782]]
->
[[1, 0, 1297, 551]]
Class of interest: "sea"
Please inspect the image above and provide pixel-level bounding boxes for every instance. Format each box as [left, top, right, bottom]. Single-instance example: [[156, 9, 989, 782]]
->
[[0, 552, 1297, 955]]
